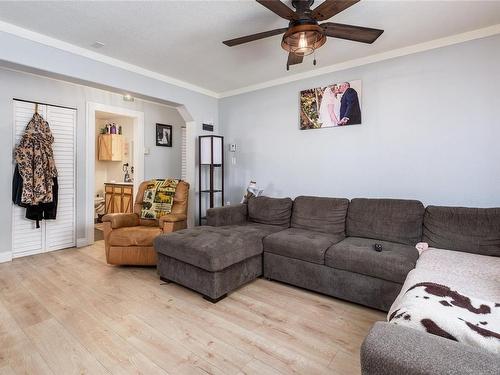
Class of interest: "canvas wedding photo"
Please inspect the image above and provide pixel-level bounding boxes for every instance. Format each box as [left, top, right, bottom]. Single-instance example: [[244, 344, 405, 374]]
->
[[300, 80, 362, 130]]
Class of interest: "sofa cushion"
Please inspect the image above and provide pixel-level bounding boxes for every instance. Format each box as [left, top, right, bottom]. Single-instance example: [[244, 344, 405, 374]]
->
[[291, 196, 349, 235], [325, 237, 419, 283], [248, 196, 293, 227], [423, 206, 500, 257], [390, 248, 500, 312], [154, 223, 283, 272], [347, 198, 425, 245], [387, 249, 500, 353], [108, 226, 161, 247], [264, 228, 344, 265]]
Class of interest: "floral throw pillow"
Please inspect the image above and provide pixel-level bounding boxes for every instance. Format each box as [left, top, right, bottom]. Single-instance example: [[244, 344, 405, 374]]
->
[[140, 179, 179, 220]]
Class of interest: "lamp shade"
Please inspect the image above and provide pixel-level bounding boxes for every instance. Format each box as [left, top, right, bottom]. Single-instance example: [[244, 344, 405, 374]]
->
[[200, 136, 223, 165]]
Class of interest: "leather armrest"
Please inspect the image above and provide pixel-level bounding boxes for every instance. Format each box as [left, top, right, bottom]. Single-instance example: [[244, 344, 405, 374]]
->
[[102, 213, 139, 229], [159, 213, 187, 227]]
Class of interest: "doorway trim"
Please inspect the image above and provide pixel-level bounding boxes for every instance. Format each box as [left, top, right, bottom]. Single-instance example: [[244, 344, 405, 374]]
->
[[176, 105, 196, 228], [83, 102, 144, 247]]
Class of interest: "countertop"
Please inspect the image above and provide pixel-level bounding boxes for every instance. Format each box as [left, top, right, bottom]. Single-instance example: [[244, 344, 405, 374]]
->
[[105, 181, 134, 186]]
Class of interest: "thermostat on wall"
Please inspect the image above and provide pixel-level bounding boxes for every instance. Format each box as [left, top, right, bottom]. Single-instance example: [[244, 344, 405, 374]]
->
[[229, 144, 237, 152], [202, 123, 214, 132]]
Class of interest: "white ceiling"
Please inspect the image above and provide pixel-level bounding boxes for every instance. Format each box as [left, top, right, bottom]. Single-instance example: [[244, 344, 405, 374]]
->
[[0, 1, 499, 95]]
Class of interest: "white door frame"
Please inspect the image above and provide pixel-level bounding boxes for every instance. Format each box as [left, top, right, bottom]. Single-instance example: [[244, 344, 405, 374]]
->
[[176, 105, 196, 228], [84, 102, 144, 246]]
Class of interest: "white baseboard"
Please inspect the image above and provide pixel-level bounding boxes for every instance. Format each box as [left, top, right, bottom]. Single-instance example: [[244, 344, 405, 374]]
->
[[0, 252, 13, 263], [12, 248, 42, 259], [76, 238, 89, 248]]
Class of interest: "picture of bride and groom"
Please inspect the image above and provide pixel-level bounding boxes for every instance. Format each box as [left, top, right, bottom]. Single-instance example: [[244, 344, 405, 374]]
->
[[299, 80, 362, 130]]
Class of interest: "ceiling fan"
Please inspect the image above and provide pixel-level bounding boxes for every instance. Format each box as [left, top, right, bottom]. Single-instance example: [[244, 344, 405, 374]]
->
[[223, 0, 384, 70]]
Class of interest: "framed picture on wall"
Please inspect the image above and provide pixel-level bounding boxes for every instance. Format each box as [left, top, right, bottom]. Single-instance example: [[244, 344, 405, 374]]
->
[[156, 123, 172, 147], [299, 80, 362, 130]]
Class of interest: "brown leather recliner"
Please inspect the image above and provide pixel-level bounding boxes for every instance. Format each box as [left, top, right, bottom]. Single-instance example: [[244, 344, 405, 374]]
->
[[102, 180, 189, 266]]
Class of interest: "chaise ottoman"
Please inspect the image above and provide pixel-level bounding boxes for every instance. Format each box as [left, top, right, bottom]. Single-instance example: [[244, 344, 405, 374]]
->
[[153, 223, 284, 302]]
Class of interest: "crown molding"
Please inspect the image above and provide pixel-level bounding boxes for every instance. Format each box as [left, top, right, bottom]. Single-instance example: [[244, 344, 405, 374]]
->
[[1, 19, 499, 100], [0, 20, 220, 98], [218, 23, 500, 98]]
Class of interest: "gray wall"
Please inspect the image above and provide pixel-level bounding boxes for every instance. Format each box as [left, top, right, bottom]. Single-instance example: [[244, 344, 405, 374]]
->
[[143, 103, 184, 180], [2, 29, 499, 259], [0, 30, 219, 257], [220, 34, 500, 208], [0, 68, 183, 255]]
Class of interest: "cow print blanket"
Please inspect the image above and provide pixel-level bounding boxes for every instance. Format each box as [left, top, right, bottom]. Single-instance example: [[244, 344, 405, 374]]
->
[[389, 282, 500, 353]]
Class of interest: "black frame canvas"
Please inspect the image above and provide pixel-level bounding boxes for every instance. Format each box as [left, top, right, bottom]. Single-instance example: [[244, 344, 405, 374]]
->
[[156, 123, 172, 147]]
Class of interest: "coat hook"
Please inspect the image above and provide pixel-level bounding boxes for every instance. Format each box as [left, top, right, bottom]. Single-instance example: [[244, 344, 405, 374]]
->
[[35, 103, 38, 114]]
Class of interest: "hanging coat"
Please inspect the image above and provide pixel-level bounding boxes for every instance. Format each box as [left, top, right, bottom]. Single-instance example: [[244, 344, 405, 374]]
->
[[12, 112, 58, 228], [12, 165, 58, 228], [15, 112, 58, 205]]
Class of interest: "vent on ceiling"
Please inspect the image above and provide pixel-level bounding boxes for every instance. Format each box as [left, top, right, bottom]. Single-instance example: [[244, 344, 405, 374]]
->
[[91, 41, 105, 49]]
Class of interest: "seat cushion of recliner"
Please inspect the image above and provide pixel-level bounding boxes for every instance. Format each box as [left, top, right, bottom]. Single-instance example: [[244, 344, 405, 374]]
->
[[154, 223, 283, 272], [325, 237, 419, 283], [108, 226, 162, 247], [264, 228, 344, 265]]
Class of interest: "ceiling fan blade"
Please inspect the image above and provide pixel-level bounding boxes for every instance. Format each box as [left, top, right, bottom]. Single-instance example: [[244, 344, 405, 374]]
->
[[287, 52, 304, 70], [321, 22, 384, 44], [223, 28, 288, 47], [312, 0, 360, 21], [256, 0, 298, 20]]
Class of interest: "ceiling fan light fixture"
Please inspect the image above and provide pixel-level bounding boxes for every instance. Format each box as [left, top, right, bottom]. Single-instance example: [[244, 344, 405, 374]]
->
[[281, 24, 326, 56]]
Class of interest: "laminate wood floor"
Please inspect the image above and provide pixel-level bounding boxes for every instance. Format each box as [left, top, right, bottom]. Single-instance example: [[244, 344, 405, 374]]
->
[[0, 241, 385, 375]]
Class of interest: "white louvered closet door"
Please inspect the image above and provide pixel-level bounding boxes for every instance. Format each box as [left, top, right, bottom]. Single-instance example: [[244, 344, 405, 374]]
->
[[45, 105, 76, 251], [12, 101, 47, 257], [12, 101, 76, 258]]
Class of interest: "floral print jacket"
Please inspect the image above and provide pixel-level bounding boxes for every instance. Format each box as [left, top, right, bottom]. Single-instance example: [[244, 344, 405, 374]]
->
[[15, 112, 58, 205]]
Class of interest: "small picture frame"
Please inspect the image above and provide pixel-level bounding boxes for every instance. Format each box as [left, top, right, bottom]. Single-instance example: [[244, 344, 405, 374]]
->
[[156, 123, 172, 147]]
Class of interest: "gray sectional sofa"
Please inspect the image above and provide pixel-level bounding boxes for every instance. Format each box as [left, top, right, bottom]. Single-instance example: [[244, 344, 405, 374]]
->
[[361, 205, 500, 375], [154, 197, 290, 302], [154, 195, 425, 310], [264, 197, 423, 311], [154, 195, 500, 375]]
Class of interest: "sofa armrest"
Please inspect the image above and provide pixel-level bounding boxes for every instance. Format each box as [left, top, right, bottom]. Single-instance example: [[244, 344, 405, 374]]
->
[[361, 322, 500, 375], [159, 213, 187, 227], [102, 213, 139, 229], [207, 204, 248, 227]]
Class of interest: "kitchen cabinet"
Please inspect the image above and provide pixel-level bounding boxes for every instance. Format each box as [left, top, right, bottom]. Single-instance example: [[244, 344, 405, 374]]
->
[[98, 134, 123, 161], [104, 183, 133, 214]]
